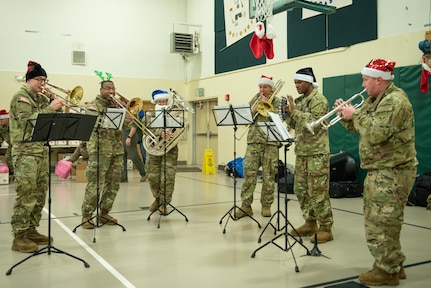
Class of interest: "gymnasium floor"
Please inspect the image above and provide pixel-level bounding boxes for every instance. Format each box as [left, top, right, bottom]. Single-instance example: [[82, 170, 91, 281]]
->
[[0, 169, 430, 288]]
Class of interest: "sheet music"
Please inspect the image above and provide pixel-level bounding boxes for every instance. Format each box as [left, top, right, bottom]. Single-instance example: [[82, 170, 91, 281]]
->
[[257, 112, 293, 142], [101, 108, 126, 129], [150, 116, 183, 128]]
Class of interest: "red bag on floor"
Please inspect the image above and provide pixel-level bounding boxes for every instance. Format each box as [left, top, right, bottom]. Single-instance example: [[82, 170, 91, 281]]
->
[[0, 162, 9, 173]]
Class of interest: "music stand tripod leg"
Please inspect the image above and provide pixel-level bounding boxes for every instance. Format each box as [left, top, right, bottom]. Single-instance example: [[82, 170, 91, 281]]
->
[[72, 125, 126, 236], [7, 141, 90, 275], [147, 109, 188, 227]]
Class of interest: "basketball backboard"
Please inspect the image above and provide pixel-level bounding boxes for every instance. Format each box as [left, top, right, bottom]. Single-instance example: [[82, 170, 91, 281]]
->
[[249, 0, 336, 19]]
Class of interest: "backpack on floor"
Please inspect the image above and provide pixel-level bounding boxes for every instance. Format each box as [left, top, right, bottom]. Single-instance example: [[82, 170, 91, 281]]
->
[[408, 172, 431, 207]]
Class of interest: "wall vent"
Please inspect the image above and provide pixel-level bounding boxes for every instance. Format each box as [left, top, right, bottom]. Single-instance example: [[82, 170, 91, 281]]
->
[[196, 87, 205, 97], [170, 33, 193, 54], [72, 51, 86, 65]]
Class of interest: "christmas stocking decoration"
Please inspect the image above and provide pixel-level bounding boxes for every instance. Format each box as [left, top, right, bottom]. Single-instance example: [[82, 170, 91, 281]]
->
[[266, 23, 277, 39], [255, 21, 265, 39], [420, 62, 431, 93], [261, 35, 274, 59], [249, 33, 263, 58]]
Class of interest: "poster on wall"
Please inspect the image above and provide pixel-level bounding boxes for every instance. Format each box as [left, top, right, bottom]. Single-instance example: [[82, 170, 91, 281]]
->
[[223, 0, 255, 49]]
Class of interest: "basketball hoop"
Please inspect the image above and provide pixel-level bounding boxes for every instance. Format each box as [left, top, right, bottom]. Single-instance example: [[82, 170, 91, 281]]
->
[[254, 0, 274, 23], [249, 0, 276, 59]]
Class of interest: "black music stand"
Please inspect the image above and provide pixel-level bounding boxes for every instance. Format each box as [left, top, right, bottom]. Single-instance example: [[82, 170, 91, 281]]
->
[[73, 108, 127, 237], [213, 104, 261, 233], [146, 108, 188, 228], [250, 112, 310, 273], [6, 113, 97, 275]]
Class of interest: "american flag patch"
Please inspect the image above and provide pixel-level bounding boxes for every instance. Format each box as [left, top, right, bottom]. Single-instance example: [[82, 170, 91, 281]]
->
[[19, 96, 30, 104]]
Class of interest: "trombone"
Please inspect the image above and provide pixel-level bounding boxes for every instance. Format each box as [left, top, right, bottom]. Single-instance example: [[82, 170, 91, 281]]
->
[[108, 93, 157, 144], [236, 79, 285, 141], [305, 89, 366, 135], [15, 76, 85, 113]]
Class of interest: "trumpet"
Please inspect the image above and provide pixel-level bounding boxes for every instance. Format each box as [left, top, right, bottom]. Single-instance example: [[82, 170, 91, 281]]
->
[[15, 76, 85, 113], [236, 79, 285, 140], [305, 89, 366, 135], [108, 93, 157, 144]]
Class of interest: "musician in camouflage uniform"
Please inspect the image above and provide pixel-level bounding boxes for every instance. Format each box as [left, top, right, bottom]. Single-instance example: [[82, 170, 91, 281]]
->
[[235, 75, 280, 218], [9, 61, 64, 253], [0, 109, 14, 177], [80, 80, 124, 229], [337, 59, 417, 286], [146, 90, 178, 215], [285, 67, 334, 243]]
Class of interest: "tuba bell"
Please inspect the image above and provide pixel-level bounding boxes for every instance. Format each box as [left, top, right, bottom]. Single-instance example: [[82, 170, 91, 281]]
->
[[143, 89, 194, 156]]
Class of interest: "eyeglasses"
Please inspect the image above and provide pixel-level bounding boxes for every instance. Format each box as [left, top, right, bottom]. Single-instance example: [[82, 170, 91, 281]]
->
[[33, 77, 47, 83]]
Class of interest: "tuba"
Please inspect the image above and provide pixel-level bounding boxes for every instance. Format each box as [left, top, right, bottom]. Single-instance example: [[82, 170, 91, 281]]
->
[[143, 89, 194, 156]]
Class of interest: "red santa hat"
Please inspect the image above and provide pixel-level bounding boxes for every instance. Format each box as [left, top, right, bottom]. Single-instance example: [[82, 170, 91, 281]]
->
[[361, 58, 395, 80], [257, 75, 275, 88], [0, 109, 9, 120]]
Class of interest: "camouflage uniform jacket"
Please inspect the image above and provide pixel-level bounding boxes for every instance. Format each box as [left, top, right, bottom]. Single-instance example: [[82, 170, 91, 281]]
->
[[247, 93, 281, 145], [9, 86, 56, 155], [340, 83, 417, 170], [285, 88, 329, 156], [86, 95, 124, 156], [0, 124, 11, 147]]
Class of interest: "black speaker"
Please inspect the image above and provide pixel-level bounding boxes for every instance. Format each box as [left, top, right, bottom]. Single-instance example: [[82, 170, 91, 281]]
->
[[330, 151, 358, 182]]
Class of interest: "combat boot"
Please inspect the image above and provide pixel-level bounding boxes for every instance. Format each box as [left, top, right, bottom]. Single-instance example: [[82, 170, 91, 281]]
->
[[11, 233, 38, 253], [234, 204, 253, 219], [100, 213, 118, 225], [398, 264, 406, 280], [373, 262, 406, 280], [261, 206, 272, 217], [290, 220, 318, 237], [310, 228, 333, 243], [159, 203, 169, 215], [27, 228, 53, 245], [81, 216, 95, 229], [149, 197, 160, 212], [359, 267, 399, 286]]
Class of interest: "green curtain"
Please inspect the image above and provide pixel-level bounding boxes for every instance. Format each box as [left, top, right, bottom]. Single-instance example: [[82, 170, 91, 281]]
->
[[323, 64, 431, 183]]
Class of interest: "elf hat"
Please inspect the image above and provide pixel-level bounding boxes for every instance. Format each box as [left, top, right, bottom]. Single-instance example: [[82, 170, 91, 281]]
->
[[25, 61, 47, 81], [151, 89, 169, 104], [257, 75, 275, 88], [361, 58, 395, 80], [0, 110, 8, 120], [294, 67, 319, 88]]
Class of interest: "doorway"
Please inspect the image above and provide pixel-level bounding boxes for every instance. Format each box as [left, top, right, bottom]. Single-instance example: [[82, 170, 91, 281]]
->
[[193, 99, 218, 167]]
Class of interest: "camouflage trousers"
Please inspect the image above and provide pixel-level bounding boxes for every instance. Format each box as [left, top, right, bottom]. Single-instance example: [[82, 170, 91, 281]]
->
[[5, 146, 14, 174], [364, 166, 416, 274], [240, 143, 278, 207], [146, 145, 178, 203], [81, 152, 123, 216], [294, 154, 333, 229], [11, 153, 49, 236]]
